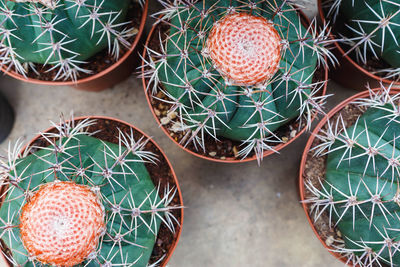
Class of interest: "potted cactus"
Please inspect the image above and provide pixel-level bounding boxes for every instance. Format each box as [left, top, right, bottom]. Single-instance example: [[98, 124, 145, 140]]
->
[[0, 0, 148, 91], [141, 0, 333, 164], [318, 0, 400, 88], [0, 92, 14, 143], [300, 85, 400, 266], [0, 115, 183, 266]]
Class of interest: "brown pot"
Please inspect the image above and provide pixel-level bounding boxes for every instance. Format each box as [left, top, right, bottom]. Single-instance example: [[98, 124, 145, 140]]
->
[[0, 115, 183, 267], [299, 88, 400, 265], [0, 92, 14, 143], [318, 0, 400, 89], [1, 1, 149, 92], [141, 12, 328, 163]]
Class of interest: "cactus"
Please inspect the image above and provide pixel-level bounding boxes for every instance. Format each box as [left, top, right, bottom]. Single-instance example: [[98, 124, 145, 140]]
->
[[143, 0, 335, 163], [0, 0, 142, 81], [305, 85, 400, 266], [324, 0, 400, 80], [0, 117, 181, 266]]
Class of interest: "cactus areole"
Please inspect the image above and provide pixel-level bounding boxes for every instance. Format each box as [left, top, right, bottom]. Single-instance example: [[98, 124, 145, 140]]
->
[[206, 13, 281, 86], [19, 181, 105, 266]]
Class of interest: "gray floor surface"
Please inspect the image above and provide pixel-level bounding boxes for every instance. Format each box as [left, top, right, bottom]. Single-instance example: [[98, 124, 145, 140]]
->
[[0, 1, 360, 266]]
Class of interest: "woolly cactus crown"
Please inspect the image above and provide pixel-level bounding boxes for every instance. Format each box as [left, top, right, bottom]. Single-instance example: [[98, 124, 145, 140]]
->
[[325, 0, 400, 80], [305, 85, 400, 266], [0, 117, 181, 266], [143, 0, 335, 163], [0, 0, 142, 81]]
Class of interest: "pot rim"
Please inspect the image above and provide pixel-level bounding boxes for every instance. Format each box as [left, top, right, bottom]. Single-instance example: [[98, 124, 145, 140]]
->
[[299, 88, 400, 265], [0, 0, 149, 86], [317, 0, 400, 86], [1, 115, 183, 267], [141, 10, 328, 163]]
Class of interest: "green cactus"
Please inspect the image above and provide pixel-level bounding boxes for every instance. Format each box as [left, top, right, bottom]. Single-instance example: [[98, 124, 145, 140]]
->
[[0, 0, 140, 81], [305, 86, 400, 266], [143, 0, 334, 162], [0, 117, 180, 266], [325, 0, 400, 80]]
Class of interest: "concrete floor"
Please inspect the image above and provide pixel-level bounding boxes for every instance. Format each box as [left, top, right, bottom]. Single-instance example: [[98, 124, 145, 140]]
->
[[0, 1, 359, 266]]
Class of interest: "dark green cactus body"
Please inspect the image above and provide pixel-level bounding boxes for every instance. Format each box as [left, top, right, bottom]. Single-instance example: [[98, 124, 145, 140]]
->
[[339, 0, 400, 69], [0, 0, 129, 63], [158, 0, 318, 142], [324, 104, 400, 264], [0, 134, 162, 266]]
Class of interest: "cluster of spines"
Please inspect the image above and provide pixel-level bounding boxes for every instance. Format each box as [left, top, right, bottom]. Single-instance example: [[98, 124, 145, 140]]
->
[[0, 115, 181, 266], [304, 84, 400, 267], [142, 0, 336, 164], [325, 0, 400, 80], [0, 0, 143, 81]]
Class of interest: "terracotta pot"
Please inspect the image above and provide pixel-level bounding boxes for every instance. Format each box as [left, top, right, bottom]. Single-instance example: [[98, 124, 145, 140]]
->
[[141, 12, 328, 163], [1, 1, 149, 92], [0, 115, 183, 267], [0, 92, 14, 143], [318, 0, 400, 89], [299, 88, 400, 265]]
